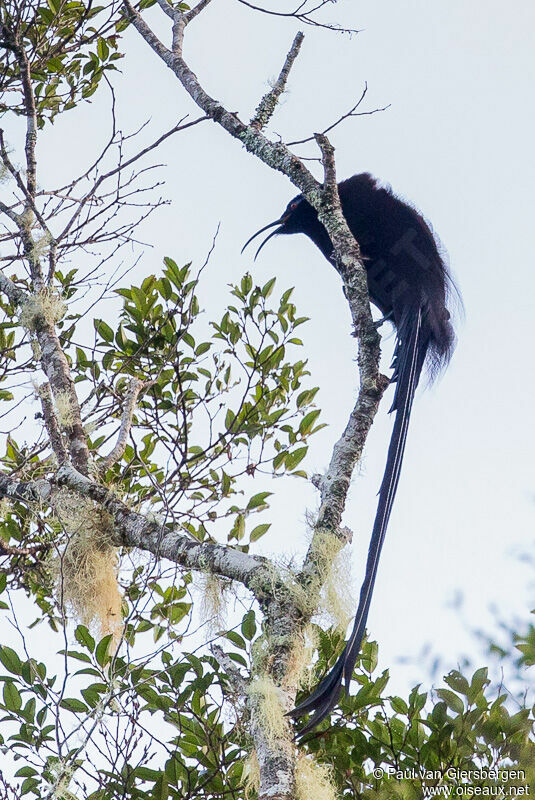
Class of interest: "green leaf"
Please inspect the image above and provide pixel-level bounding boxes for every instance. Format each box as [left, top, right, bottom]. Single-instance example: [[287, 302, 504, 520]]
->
[[436, 688, 464, 715], [241, 610, 256, 641], [152, 774, 169, 800], [75, 626, 95, 652], [97, 38, 109, 60], [59, 697, 88, 713], [241, 274, 253, 295], [95, 634, 113, 667], [225, 409, 235, 430], [229, 514, 245, 541], [390, 696, 408, 715], [62, 650, 91, 663], [285, 446, 307, 471], [261, 277, 276, 298], [250, 523, 270, 542], [15, 767, 38, 778], [0, 646, 22, 675], [444, 670, 470, 696], [467, 666, 489, 702], [94, 319, 114, 342], [3, 681, 22, 711], [225, 631, 246, 650], [246, 491, 272, 511], [299, 409, 321, 436]]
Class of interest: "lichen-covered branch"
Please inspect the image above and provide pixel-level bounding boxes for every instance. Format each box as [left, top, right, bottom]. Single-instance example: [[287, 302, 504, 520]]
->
[[54, 464, 272, 593], [0, 272, 27, 305], [38, 382, 68, 465], [250, 32, 304, 130], [0, 473, 51, 505], [32, 317, 91, 475], [0, 465, 279, 601], [211, 644, 248, 695], [15, 45, 38, 202], [0, 30, 92, 475], [100, 378, 146, 470]]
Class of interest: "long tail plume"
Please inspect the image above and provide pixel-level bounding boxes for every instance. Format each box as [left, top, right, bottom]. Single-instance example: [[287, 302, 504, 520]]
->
[[290, 307, 425, 737]]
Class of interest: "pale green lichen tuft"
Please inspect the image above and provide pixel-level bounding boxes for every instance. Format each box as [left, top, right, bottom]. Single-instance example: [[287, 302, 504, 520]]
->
[[307, 529, 354, 632], [319, 550, 354, 632], [54, 390, 77, 429], [20, 289, 67, 330], [296, 753, 339, 800], [0, 164, 11, 184], [47, 760, 77, 800], [283, 624, 318, 690], [243, 749, 260, 799], [31, 232, 52, 262], [247, 675, 288, 745], [196, 571, 231, 635]]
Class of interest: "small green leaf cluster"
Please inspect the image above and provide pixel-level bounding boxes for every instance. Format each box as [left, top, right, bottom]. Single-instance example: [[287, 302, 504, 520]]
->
[[0, 0, 123, 125]]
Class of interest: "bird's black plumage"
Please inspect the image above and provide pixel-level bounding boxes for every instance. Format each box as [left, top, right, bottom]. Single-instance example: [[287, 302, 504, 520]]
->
[[243, 172, 457, 736]]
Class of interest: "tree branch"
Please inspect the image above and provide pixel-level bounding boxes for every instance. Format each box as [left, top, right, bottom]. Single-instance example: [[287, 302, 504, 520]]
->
[[121, 9, 392, 788], [14, 45, 38, 201], [32, 317, 91, 475], [250, 32, 304, 131], [0, 128, 56, 241], [0, 271, 27, 305], [54, 463, 272, 593], [122, 1, 380, 386], [0, 465, 278, 600], [38, 381, 69, 465], [100, 377, 146, 470], [211, 644, 248, 695]]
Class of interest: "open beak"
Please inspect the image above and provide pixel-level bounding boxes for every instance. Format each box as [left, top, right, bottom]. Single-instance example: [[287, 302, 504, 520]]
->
[[241, 218, 285, 260]]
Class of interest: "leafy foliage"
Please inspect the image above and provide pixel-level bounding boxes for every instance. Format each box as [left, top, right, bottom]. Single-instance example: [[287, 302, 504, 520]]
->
[[0, 576, 533, 798], [299, 630, 535, 797], [0, 0, 123, 125]]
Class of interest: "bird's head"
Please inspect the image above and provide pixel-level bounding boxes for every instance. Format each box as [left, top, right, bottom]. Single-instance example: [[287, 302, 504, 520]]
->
[[241, 194, 319, 259]]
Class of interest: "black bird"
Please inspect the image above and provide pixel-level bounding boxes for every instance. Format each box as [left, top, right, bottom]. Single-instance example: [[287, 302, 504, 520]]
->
[[242, 173, 458, 735]]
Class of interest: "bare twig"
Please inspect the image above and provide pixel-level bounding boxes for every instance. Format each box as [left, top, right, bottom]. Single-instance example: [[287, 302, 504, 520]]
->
[[57, 114, 209, 242], [0, 540, 49, 557], [236, 0, 360, 34], [286, 84, 390, 146]]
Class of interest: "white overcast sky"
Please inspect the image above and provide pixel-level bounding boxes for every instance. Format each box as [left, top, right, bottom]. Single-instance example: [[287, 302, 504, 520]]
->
[[5, 0, 535, 696]]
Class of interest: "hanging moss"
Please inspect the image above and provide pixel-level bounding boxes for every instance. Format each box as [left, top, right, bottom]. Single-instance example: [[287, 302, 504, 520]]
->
[[51, 489, 122, 648], [247, 674, 289, 745], [296, 753, 339, 800]]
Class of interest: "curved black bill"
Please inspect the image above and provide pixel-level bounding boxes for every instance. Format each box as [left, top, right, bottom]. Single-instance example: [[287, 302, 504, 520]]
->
[[241, 218, 284, 256], [252, 228, 281, 260]]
